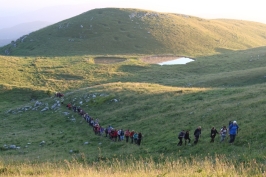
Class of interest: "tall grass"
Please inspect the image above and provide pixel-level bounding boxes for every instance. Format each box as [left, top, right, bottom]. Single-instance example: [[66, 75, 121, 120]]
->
[[0, 155, 265, 176]]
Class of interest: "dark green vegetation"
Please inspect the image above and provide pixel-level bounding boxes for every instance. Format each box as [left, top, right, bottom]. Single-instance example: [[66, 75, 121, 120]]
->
[[0, 8, 266, 166], [1, 8, 266, 56]]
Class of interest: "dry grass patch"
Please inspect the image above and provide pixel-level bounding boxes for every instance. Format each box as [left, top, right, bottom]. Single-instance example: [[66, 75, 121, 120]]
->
[[94, 57, 127, 64]]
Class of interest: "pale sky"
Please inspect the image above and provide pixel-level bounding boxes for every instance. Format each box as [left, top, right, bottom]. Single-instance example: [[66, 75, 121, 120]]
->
[[0, 0, 266, 29]]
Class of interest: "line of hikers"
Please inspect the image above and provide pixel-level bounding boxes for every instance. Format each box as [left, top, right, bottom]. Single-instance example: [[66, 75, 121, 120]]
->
[[177, 121, 239, 146], [66, 102, 143, 145]]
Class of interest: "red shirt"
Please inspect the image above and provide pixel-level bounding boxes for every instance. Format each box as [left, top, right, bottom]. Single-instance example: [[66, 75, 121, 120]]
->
[[130, 131, 134, 137]]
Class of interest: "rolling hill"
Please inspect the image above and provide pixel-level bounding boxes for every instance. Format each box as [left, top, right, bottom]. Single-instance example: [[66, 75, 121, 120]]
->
[[1, 8, 266, 176], [1, 8, 266, 56]]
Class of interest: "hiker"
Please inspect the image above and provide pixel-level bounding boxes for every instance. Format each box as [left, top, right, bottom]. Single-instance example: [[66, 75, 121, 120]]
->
[[110, 129, 114, 141], [100, 126, 104, 136], [117, 129, 121, 141], [55, 92, 64, 98], [108, 127, 112, 139], [229, 121, 239, 143], [66, 103, 72, 110], [137, 132, 142, 145], [194, 126, 201, 145], [210, 127, 219, 143], [89, 118, 94, 127], [120, 129, 124, 141], [184, 130, 191, 145], [72, 106, 77, 112], [125, 129, 130, 142], [177, 130, 185, 146], [133, 132, 138, 144], [113, 129, 118, 142], [105, 127, 109, 137], [77, 107, 81, 113], [93, 124, 99, 135], [130, 130, 135, 143], [220, 125, 227, 142]]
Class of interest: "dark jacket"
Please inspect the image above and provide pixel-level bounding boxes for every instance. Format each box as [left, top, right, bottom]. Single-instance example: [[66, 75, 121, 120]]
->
[[194, 128, 201, 137], [178, 131, 185, 138], [184, 132, 190, 139], [211, 129, 218, 137]]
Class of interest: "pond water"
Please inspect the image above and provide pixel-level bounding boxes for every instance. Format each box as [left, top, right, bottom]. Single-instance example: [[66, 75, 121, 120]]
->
[[158, 57, 195, 65]]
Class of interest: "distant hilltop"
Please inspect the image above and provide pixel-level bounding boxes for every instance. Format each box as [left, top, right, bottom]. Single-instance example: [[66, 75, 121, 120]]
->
[[1, 8, 266, 57]]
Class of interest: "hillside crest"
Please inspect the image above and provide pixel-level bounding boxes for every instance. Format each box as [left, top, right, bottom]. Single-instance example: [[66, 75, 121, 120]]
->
[[1, 8, 266, 56]]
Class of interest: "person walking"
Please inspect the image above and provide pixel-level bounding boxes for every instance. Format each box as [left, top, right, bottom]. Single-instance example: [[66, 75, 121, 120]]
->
[[194, 126, 201, 145], [120, 129, 124, 141], [229, 121, 239, 143], [133, 132, 138, 144], [220, 125, 227, 142], [130, 130, 135, 143], [125, 129, 130, 142], [184, 130, 191, 145], [177, 130, 185, 146], [210, 127, 219, 143], [137, 132, 142, 145]]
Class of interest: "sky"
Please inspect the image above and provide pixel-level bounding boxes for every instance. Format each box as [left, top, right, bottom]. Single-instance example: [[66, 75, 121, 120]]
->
[[0, 0, 266, 29]]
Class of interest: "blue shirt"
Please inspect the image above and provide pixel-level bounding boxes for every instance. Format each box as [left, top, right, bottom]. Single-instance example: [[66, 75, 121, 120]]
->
[[229, 124, 239, 135]]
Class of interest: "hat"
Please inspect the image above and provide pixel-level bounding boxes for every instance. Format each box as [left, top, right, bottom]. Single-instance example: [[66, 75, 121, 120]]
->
[[233, 121, 237, 124]]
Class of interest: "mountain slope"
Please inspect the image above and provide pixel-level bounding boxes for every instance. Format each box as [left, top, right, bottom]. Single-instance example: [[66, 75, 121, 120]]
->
[[1, 8, 266, 56], [0, 21, 52, 47]]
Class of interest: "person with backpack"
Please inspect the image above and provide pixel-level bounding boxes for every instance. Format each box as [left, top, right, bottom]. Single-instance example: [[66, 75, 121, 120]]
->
[[229, 121, 239, 143], [125, 129, 130, 142], [184, 130, 191, 145], [194, 126, 201, 145], [220, 125, 227, 142], [177, 130, 185, 146], [210, 127, 219, 143]]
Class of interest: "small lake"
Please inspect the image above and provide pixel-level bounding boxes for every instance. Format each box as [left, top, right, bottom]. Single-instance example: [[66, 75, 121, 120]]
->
[[158, 57, 195, 65]]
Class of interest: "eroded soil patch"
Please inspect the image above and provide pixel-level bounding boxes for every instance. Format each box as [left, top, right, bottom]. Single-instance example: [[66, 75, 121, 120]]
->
[[94, 57, 127, 64]]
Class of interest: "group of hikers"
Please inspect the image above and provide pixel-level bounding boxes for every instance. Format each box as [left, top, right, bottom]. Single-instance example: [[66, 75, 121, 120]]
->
[[58, 92, 241, 148], [65, 102, 143, 145], [177, 121, 239, 146]]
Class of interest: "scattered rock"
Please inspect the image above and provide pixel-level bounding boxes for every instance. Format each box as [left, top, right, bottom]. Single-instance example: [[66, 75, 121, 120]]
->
[[9, 145, 16, 149], [111, 99, 118, 102], [41, 107, 49, 112], [63, 112, 70, 116], [34, 101, 42, 107]]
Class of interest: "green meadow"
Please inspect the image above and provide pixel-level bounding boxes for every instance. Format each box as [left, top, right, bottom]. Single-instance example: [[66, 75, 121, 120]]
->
[[0, 8, 266, 177]]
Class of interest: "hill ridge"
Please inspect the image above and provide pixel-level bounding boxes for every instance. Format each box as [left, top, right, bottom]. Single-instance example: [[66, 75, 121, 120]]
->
[[1, 8, 266, 56]]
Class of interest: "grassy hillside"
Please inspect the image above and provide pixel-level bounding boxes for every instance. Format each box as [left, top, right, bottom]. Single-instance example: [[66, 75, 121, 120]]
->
[[0, 46, 266, 174], [1, 8, 266, 176], [1, 8, 266, 56]]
